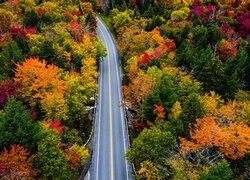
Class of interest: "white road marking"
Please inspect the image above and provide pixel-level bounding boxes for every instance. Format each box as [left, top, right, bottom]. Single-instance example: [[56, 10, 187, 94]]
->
[[96, 37, 103, 180]]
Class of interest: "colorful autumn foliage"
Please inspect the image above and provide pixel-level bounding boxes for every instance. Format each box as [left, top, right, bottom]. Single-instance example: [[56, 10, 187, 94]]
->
[[153, 104, 166, 120], [0, 0, 99, 178], [180, 117, 250, 160], [189, 2, 217, 21], [50, 119, 64, 134], [71, 20, 83, 42], [14, 57, 68, 120], [11, 25, 36, 40], [110, 1, 250, 179], [0, 80, 21, 108], [0, 145, 35, 179]]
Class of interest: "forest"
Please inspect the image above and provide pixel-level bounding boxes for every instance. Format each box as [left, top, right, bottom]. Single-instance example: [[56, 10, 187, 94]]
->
[[0, 0, 106, 178], [105, 0, 250, 179], [0, 0, 249, 179]]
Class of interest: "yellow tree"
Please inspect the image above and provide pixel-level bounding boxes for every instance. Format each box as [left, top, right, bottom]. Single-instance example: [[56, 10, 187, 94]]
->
[[81, 57, 99, 98], [201, 91, 224, 116], [123, 70, 156, 111]]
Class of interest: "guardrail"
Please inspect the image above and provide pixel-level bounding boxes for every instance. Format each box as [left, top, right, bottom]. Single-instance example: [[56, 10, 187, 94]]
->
[[79, 99, 97, 180]]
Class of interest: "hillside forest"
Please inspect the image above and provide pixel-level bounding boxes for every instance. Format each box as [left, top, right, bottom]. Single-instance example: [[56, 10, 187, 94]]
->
[[105, 0, 250, 179], [0, 0, 106, 178]]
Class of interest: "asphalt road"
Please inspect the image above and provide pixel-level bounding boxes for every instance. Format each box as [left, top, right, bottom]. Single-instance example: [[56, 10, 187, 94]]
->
[[90, 17, 132, 180]]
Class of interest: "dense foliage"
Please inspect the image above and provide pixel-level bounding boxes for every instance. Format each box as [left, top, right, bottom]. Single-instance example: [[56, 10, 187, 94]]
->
[[0, 0, 105, 178], [104, 0, 250, 179]]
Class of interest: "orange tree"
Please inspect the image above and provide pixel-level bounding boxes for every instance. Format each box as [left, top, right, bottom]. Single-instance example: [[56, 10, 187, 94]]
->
[[14, 57, 68, 120], [180, 116, 250, 160], [0, 145, 35, 179]]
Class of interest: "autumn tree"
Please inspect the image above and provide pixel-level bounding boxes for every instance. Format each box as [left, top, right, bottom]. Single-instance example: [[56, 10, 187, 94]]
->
[[201, 91, 224, 116], [111, 9, 131, 35], [0, 145, 35, 179], [65, 72, 90, 130], [123, 70, 156, 112], [0, 98, 40, 152], [14, 57, 68, 120], [137, 161, 161, 180], [180, 117, 250, 160]]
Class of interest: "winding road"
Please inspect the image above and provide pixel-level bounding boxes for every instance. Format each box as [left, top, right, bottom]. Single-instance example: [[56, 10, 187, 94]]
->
[[90, 17, 132, 180]]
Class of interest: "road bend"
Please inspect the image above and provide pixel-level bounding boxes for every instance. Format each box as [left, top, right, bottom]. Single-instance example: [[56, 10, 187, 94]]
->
[[90, 17, 132, 180]]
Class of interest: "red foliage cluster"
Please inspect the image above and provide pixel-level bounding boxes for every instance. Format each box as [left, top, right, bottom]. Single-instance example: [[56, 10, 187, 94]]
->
[[0, 163, 7, 175], [221, 22, 230, 33], [218, 38, 238, 61], [71, 20, 82, 42], [236, 11, 250, 38], [162, 38, 176, 52], [137, 52, 154, 65], [36, 7, 43, 18], [218, 25, 238, 61], [73, 9, 82, 16], [9, 0, 20, 8], [190, 1, 217, 20], [0, 80, 21, 108], [11, 24, 36, 40], [50, 119, 64, 133], [135, 122, 146, 132], [137, 48, 162, 66]]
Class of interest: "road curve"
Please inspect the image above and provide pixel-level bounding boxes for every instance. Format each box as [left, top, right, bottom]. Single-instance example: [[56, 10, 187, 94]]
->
[[90, 17, 132, 180]]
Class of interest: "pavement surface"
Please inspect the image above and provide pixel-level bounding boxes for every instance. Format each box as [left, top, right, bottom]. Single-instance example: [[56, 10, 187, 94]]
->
[[90, 17, 132, 180]]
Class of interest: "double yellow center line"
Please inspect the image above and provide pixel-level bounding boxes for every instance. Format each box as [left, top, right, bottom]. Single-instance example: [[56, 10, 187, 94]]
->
[[98, 20, 115, 180]]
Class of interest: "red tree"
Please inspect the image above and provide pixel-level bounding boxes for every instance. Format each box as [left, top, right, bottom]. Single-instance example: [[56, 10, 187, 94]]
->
[[0, 80, 21, 108]]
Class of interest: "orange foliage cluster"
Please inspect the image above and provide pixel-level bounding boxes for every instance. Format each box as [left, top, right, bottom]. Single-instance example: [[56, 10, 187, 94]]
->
[[218, 38, 238, 61], [159, 38, 176, 56], [180, 117, 250, 160], [14, 57, 65, 105], [65, 149, 81, 170], [153, 104, 166, 120], [0, 145, 35, 179], [123, 71, 156, 110]]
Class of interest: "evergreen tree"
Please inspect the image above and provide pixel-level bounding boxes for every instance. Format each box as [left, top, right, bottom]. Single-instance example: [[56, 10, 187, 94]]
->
[[177, 93, 205, 137], [0, 41, 25, 78], [23, 8, 39, 27], [143, 75, 178, 122], [0, 98, 40, 152], [200, 160, 233, 180], [192, 46, 225, 95]]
